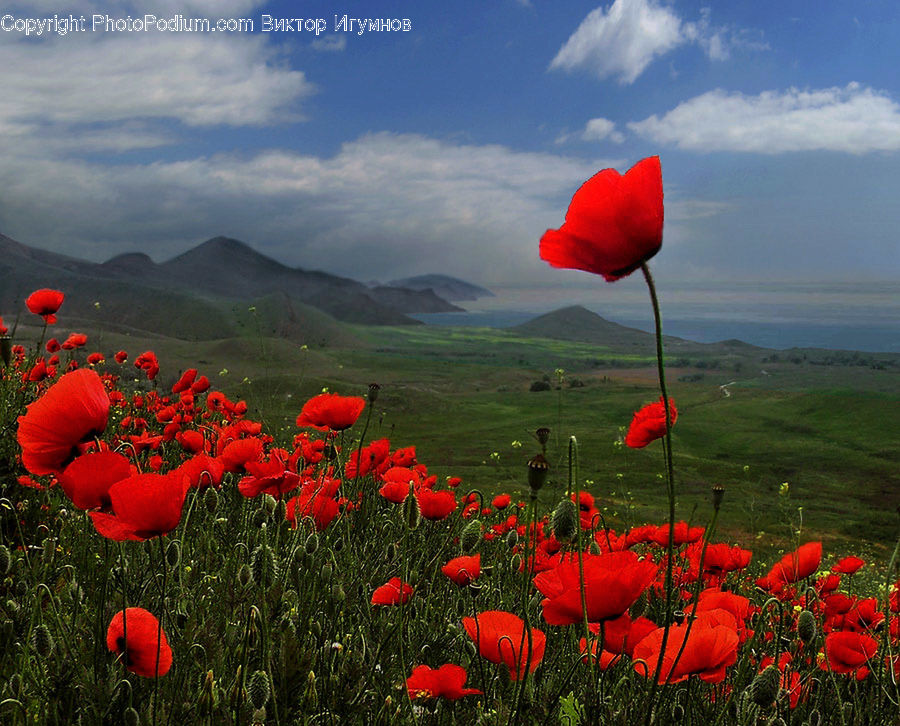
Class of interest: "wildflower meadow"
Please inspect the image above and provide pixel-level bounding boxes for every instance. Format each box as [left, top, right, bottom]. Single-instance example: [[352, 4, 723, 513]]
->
[[1, 157, 898, 725]]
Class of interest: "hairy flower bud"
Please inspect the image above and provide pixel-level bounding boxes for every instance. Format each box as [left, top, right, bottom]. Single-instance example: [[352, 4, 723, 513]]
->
[[165, 540, 181, 568], [31, 623, 54, 658], [123, 708, 140, 726], [248, 670, 270, 710], [798, 609, 817, 644], [403, 483, 421, 530], [749, 665, 780, 708], [305, 532, 319, 555], [460, 519, 483, 553], [203, 486, 219, 514], [551, 498, 578, 544], [250, 545, 277, 589], [0, 544, 10, 576]]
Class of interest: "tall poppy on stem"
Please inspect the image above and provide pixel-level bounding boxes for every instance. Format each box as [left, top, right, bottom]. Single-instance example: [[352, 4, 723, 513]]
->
[[539, 156, 663, 282], [25, 288, 65, 324], [406, 664, 482, 700], [296, 393, 365, 431]]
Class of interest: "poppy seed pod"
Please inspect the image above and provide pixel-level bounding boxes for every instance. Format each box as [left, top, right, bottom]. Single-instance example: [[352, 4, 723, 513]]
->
[[535, 427, 551, 448], [712, 484, 725, 511], [367, 383, 380, 403], [527, 454, 550, 491]]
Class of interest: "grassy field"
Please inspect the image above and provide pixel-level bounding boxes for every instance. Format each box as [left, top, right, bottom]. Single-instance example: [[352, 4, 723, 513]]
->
[[38, 315, 897, 562]]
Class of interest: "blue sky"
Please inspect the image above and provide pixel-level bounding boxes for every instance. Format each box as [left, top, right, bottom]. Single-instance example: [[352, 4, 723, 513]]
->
[[1, 0, 898, 291]]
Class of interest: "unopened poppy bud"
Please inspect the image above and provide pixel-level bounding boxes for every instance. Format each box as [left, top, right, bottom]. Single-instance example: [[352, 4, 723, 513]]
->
[[0, 336, 11, 367], [403, 483, 421, 530], [510, 553, 523, 573], [629, 591, 648, 618], [15, 580, 27, 598], [551, 498, 578, 544], [251, 707, 267, 726], [386, 542, 397, 561], [303, 670, 318, 708], [0, 544, 10, 576], [505, 529, 519, 548], [589, 540, 601, 555], [228, 666, 246, 709], [250, 545, 277, 589], [797, 610, 816, 643], [333, 538, 344, 553], [321, 563, 333, 581], [203, 486, 219, 514], [165, 540, 181, 568], [672, 704, 684, 721], [368, 383, 380, 403], [712, 484, 725, 512], [460, 519, 483, 553], [305, 533, 319, 555], [248, 670, 270, 710], [67, 581, 83, 606], [842, 703, 853, 721], [31, 623, 53, 658], [333, 585, 346, 604], [123, 707, 140, 726], [251, 509, 267, 529], [748, 665, 780, 708], [238, 563, 252, 588], [263, 494, 277, 515], [311, 621, 322, 638], [535, 427, 550, 447], [42, 538, 55, 566], [198, 670, 217, 715], [527, 454, 550, 491]]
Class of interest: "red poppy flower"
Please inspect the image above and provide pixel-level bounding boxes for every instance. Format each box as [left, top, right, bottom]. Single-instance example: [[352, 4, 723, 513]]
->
[[371, 577, 413, 606], [415, 488, 456, 520], [219, 437, 264, 473], [758, 542, 823, 590], [406, 664, 482, 700], [442, 554, 481, 586], [89, 472, 188, 541], [492, 493, 511, 510], [463, 610, 546, 681], [823, 631, 878, 674], [61, 333, 87, 350], [296, 393, 365, 431], [59, 451, 132, 510], [238, 456, 301, 499], [533, 551, 657, 625], [106, 608, 172, 678], [345, 438, 391, 478], [286, 488, 340, 531], [540, 156, 663, 282], [632, 623, 739, 684], [832, 556, 865, 575], [0, 316, 6, 336], [625, 397, 677, 448], [175, 454, 224, 489], [597, 614, 659, 658], [17, 368, 110, 475], [26, 288, 65, 324], [114, 350, 128, 364]]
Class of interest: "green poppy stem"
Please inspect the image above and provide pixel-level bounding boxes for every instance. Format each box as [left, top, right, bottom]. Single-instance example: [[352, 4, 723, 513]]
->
[[640, 262, 677, 721]]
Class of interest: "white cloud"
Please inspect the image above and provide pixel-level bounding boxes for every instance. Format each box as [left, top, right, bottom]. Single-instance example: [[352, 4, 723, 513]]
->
[[312, 35, 347, 52], [0, 33, 313, 136], [629, 84, 900, 153], [550, 0, 760, 84], [582, 117, 625, 143], [0, 132, 623, 284]]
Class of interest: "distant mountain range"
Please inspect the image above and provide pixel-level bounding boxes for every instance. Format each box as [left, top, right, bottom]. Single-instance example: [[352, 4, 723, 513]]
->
[[386, 274, 494, 302], [0, 234, 482, 341]]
